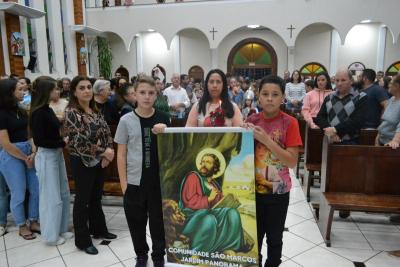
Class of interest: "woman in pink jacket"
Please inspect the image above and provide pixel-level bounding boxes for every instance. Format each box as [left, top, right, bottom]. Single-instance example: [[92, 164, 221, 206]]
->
[[301, 72, 333, 128]]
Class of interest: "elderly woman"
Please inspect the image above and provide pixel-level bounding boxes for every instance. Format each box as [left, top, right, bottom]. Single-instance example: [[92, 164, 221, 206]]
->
[[93, 79, 120, 125]]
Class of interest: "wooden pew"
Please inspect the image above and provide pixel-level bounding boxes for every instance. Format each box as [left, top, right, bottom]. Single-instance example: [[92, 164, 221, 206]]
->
[[303, 129, 378, 202], [303, 127, 324, 202], [64, 125, 123, 196], [317, 137, 400, 246], [295, 119, 306, 179]]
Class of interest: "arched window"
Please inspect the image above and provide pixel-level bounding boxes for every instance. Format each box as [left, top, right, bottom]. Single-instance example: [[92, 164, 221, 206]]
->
[[386, 61, 400, 76], [348, 62, 365, 76], [300, 62, 327, 79], [227, 38, 277, 80], [188, 65, 204, 82]]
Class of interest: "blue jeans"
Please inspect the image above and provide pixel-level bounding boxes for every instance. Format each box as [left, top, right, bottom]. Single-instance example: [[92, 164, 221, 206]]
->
[[0, 170, 9, 226], [35, 147, 70, 243], [0, 142, 39, 226]]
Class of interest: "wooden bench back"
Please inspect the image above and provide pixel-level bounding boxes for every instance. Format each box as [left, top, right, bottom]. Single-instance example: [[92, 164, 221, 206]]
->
[[304, 128, 324, 168], [305, 128, 378, 170], [321, 137, 400, 195]]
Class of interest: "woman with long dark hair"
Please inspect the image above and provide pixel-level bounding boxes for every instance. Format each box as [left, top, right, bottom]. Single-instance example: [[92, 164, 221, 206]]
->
[[0, 79, 39, 240], [301, 72, 333, 129], [30, 76, 72, 245], [186, 69, 242, 127], [63, 76, 116, 255]]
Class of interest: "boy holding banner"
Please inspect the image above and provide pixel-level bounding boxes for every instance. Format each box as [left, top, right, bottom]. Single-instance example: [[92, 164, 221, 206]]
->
[[114, 76, 170, 267], [244, 75, 302, 267]]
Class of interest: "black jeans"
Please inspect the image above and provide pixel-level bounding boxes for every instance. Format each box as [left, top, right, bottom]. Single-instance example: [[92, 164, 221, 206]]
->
[[123, 182, 165, 261], [256, 192, 290, 267], [70, 156, 108, 249]]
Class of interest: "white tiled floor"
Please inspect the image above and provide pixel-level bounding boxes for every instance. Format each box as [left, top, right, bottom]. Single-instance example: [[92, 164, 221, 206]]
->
[[1, 172, 400, 267]]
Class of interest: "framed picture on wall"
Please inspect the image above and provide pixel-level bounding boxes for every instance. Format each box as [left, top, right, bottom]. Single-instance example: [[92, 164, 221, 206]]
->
[[11, 32, 25, 56]]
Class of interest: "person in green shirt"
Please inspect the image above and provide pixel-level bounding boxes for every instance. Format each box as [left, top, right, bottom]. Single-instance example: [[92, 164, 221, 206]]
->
[[154, 77, 169, 113]]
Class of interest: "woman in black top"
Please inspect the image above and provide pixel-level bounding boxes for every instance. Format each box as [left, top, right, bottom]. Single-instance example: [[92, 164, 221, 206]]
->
[[30, 76, 72, 245], [0, 79, 40, 240]]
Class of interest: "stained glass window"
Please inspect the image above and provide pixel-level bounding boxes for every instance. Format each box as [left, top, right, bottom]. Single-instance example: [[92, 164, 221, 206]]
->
[[233, 43, 272, 66], [300, 62, 327, 78], [386, 61, 400, 76]]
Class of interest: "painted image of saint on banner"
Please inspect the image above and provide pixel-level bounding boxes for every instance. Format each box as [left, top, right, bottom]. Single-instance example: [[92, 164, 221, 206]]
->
[[158, 128, 258, 267]]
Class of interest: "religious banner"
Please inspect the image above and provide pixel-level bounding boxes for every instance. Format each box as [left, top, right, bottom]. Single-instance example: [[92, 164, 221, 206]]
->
[[158, 127, 258, 267], [10, 32, 25, 56]]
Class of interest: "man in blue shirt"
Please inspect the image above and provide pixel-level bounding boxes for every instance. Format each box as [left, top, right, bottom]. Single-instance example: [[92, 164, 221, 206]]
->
[[360, 69, 388, 129]]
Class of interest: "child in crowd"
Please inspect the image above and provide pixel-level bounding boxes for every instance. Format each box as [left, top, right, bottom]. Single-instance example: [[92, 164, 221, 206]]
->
[[115, 76, 170, 267], [244, 75, 302, 267]]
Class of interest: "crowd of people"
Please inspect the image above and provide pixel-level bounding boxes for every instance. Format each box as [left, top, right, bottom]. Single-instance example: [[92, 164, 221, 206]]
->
[[0, 65, 399, 267]]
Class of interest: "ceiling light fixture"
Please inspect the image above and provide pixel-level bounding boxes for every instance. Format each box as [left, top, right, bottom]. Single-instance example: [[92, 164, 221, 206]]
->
[[247, 25, 260, 29]]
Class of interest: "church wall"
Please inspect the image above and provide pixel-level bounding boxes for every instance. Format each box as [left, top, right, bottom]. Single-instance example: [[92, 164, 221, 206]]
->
[[141, 32, 175, 80], [294, 24, 332, 73], [216, 28, 288, 76], [384, 31, 400, 72], [179, 29, 211, 76], [109, 35, 137, 78], [337, 24, 380, 70]]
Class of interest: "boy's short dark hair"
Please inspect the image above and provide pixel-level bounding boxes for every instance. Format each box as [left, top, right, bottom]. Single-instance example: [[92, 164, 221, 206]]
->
[[258, 75, 285, 94], [304, 79, 314, 88], [134, 75, 156, 90]]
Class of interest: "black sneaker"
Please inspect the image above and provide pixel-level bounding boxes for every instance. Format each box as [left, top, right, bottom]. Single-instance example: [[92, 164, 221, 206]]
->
[[153, 259, 164, 267], [93, 232, 117, 240], [135, 256, 148, 267]]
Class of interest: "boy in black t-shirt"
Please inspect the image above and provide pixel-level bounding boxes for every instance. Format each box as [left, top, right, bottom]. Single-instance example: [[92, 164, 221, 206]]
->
[[115, 76, 170, 267]]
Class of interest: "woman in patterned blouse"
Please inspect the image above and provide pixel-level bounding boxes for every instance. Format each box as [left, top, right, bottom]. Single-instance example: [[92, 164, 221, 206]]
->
[[63, 76, 117, 255]]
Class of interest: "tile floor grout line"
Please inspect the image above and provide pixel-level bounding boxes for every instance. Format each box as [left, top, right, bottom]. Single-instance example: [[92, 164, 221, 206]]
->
[[317, 244, 367, 264], [3, 236, 10, 267], [107, 242, 124, 265], [362, 250, 385, 264], [284, 243, 318, 261], [56, 245, 68, 267], [23, 255, 62, 267], [286, 229, 323, 246], [290, 258, 305, 267], [354, 219, 375, 251]]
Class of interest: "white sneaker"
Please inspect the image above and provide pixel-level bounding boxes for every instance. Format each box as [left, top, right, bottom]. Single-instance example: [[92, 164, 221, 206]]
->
[[61, 232, 74, 240], [0, 225, 6, 237], [46, 236, 66, 246]]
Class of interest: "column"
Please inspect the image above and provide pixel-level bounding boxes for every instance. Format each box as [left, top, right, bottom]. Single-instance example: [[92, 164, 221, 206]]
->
[[31, 0, 50, 75], [62, 0, 78, 76], [329, 29, 340, 74], [287, 46, 295, 72], [47, 0, 66, 76], [135, 34, 144, 73], [0, 12, 11, 75], [18, 0, 30, 74], [210, 48, 218, 69], [171, 35, 181, 74], [376, 26, 387, 72]]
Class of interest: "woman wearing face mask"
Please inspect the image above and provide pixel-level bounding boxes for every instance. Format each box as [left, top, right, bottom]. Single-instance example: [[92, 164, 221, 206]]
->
[[18, 77, 32, 110]]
